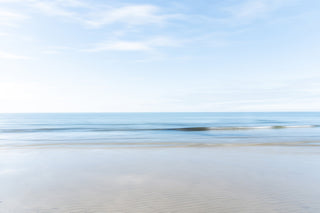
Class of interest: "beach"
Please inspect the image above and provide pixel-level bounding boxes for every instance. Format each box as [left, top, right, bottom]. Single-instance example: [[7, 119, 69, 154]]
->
[[0, 113, 320, 212], [1, 146, 320, 212]]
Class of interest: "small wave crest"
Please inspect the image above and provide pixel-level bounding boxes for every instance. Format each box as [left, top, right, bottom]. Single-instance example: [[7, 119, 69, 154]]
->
[[1, 140, 320, 149], [0, 128, 85, 133], [168, 125, 319, 131], [0, 125, 318, 133]]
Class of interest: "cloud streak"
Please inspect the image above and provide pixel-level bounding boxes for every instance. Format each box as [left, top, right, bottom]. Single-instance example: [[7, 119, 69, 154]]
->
[[84, 5, 180, 28], [0, 0, 180, 28], [224, 0, 296, 23], [88, 37, 182, 52], [0, 8, 28, 26], [0, 51, 31, 60]]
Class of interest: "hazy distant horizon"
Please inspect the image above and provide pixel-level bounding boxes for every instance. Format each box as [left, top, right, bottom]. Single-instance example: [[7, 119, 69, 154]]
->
[[0, 111, 320, 114]]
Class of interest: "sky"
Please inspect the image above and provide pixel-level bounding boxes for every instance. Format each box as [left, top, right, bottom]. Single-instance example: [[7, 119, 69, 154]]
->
[[0, 0, 319, 112]]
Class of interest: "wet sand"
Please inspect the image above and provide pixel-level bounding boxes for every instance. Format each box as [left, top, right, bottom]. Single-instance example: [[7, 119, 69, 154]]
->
[[1, 146, 320, 213]]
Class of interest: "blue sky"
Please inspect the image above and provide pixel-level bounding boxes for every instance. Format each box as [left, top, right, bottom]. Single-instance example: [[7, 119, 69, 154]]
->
[[0, 0, 319, 112]]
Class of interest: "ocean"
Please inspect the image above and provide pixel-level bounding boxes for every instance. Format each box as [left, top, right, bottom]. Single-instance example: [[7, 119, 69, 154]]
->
[[0, 112, 319, 148]]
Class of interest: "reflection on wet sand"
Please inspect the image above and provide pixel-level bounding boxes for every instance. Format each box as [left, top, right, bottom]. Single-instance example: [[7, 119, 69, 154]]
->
[[1, 140, 320, 150], [1, 146, 320, 212]]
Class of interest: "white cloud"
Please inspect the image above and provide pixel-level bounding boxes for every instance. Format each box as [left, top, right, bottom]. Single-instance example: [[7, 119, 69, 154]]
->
[[0, 51, 31, 60], [0, 0, 182, 56], [224, 0, 295, 22], [0, 1, 179, 28], [0, 9, 28, 26], [84, 5, 178, 28], [88, 37, 182, 52], [91, 41, 151, 51], [0, 0, 25, 2], [0, 0, 87, 18], [42, 46, 74, 54], [231, 1, 269, 19], [0, 32, 9, 36], [29, 1, 76, 18], [52, 0, 88, 8]]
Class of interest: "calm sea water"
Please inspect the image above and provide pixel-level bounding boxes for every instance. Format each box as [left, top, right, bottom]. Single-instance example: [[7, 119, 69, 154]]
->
[[1, 112, 319, 148]]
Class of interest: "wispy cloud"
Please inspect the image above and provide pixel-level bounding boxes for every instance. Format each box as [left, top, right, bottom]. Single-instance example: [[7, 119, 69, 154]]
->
[[84, 5, 180, 28], [90, 41, 151, 52], [42, 46, 74, 54], [29, 1, 76, 18], [0, 51, 31, 60], [88, 37, 182, 52], [0, 0, 305, 57], [227, 0, 270, 19], [224, 0, 296, 23], [0, 8, 28, 26], [167, 78, 320, 111], [0, 32, 9, 36], [0, 0, 86, 17], [0, 0, 180, 28]]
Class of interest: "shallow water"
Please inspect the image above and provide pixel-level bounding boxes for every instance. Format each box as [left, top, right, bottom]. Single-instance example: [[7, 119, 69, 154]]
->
[[0, 113, 320, 212], [0, 112, 320, 148]]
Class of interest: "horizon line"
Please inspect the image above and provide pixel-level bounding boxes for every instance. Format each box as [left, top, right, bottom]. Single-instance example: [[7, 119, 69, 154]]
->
[[0, 111, 319, 114]]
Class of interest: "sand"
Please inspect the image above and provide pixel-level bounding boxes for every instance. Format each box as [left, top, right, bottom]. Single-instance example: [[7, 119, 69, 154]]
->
[[0, 146, 320, 212]]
